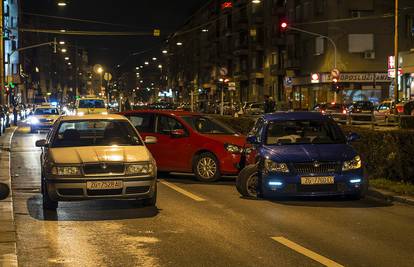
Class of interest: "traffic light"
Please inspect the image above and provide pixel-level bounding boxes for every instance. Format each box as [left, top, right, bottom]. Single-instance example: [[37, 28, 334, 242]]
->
[[281, 22, 288, 29], [331, 78, 341, 92]]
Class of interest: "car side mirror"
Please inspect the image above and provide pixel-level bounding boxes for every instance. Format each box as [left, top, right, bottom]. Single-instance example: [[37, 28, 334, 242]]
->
[[35, 139, 48, 147], [0, 183, 10, 200], [144, 136, 157, 144], [171, 129, 186, 138], [347, 132, 360, 142], [247, 135, 259, 144]]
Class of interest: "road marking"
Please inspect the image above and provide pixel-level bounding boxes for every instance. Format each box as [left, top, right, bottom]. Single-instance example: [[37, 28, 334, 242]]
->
[[271, 236, 344, 267], [160, 180, 206, 202]]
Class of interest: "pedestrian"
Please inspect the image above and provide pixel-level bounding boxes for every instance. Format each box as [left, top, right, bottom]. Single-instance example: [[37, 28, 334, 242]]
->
[[269, 96, 276, 113], [264, 95, 271, 113], [124, 98, 131, 111], [13, 106, 18, 126]]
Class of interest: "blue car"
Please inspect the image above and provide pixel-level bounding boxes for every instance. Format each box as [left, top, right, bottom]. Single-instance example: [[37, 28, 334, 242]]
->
[[236, 112, 367, 199]]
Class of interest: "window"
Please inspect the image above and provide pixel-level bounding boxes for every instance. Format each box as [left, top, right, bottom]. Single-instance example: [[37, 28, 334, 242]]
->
[[127, 114, 155, 133], [52, 120, 142, 147], [78, 99, 105, 108], [34, 108, 59, 115], [181, 116, 236, 135], [156, 115, 186, 135]]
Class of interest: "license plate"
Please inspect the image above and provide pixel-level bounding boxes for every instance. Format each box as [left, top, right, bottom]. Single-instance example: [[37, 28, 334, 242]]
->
[[86, 180, 123, 190], [301, 176, 334, 185]]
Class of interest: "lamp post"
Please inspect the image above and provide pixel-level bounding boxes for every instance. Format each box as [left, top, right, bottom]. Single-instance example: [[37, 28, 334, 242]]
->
[[394, 0, 399, 103]]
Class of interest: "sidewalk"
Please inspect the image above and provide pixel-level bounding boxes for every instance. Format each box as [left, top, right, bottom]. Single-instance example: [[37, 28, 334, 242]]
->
[[368, 187, 414, 206], [0, 127, 17, 267]]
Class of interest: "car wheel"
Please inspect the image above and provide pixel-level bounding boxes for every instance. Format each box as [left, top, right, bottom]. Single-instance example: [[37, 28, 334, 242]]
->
[[236, 164, 258, 199], [193, 152, 221, 182], [41, 180, 58, 211], [143, 183, 157, 207]]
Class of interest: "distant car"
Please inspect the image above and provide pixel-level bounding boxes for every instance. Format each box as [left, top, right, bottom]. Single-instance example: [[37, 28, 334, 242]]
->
[[236, 112, 367, 199], [36, 114, 157, 210], [314, 102, 348, 115], [348, 101, 374, 121], [244, 103, 264, 115], [75, 97, 108, 115], [29, 106, 60, 133], [120, 110, 248, 182]]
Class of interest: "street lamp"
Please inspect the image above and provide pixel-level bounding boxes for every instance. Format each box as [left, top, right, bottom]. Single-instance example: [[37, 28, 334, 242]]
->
[[176, 42, 183, 46], [162, 50, 168, 54], [144, 61, 149, 65], [152, 57, 157, 61], [59, 41, 65, 45], [57, 2, 67, 7], [61, 48, 67, 53], [252, 0, 261, 3]]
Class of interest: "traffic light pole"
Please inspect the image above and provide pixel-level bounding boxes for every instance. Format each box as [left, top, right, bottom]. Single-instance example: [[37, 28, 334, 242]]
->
[[285, 25, 338, 102], [285, 26, 337, 69]]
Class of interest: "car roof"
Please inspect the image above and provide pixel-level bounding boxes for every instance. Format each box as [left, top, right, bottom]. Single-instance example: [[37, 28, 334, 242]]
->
[[263, 111, 329, 121], [120, 109, 201, 117], [60, 114, 127, 121]]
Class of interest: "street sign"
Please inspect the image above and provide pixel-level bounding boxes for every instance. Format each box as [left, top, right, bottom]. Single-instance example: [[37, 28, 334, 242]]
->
[[331, 68, 340, 78], [103, 72, 112, 81], [219, 67, 228, 76]]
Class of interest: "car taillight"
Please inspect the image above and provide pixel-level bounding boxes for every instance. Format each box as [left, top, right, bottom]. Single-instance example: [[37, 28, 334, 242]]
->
[[397, 106, 404, 113]]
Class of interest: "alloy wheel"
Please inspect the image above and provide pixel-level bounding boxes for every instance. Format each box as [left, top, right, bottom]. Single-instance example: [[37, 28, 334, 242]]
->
[[197, 157, 217, 179]]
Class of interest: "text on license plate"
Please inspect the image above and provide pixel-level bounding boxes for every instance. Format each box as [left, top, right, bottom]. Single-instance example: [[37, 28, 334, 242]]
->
[[301, 176, 334, 185], [86, 180, 123, 190]]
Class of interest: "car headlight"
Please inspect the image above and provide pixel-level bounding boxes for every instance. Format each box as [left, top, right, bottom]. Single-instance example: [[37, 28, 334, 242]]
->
[[77, 112, 85, 116], [101, 112, 108, 115], [224, 143, 243, 154], [342, 156, 362, 171], [30, 117, 39, 124], [52, 166, 81, 176], [125, 163, 154, 175], [264, 159, 289, 173]]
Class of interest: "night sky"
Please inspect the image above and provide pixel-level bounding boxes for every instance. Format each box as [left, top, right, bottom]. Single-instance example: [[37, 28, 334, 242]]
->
[[21, 0, 208, 71]]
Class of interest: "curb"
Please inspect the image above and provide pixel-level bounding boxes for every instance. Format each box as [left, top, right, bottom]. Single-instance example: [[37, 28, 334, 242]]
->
[[0, 127, 18, 267], [367, 187, 414, 206]]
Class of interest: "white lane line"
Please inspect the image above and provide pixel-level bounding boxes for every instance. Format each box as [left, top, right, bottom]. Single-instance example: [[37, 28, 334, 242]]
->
[[160, 180, 206, 202], [271, 236, 344, 267]]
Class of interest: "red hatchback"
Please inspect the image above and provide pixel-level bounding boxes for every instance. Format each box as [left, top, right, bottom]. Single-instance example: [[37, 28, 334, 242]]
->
[[120, 110, 247, 182]]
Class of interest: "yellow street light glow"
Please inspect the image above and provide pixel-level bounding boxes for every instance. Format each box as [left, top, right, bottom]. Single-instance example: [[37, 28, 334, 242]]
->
[[58, 2, 67, 7], [61, 48, 67, 53], [144, 61, 149, 65], [97, 67, 104, 74], [252, 0, 261, 3], [158, 64, 162, 69], [60, 29, 66, 32], [176, 42, 183, 46], [162, 50, 168, 54], [64, 57, 69, 60], [152, 57, 157, 61], [68, 62, 72, 65], [59, 41, 65, 45]]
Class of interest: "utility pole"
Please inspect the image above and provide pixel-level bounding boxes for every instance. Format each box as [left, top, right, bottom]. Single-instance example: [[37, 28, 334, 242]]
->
[[394, 0, 399, 103], [0, 3, 4, 105]]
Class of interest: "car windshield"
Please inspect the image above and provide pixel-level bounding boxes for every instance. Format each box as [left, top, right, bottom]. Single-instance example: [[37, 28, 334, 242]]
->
[[266, 120, 346, 145], [354, 102, 373, 109], [181, 116, 237, 135], [34, 108, 59, 115], [51, 120, 142, 147], [78, 99, 106, 108]]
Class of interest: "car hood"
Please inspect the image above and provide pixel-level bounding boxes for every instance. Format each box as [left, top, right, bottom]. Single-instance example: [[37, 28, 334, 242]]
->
[[34, 115, 59, 119], [77, 108, 107, 114], [202, 134, 246, 147], [262, 144, 357, 163], [50, 146, 151, 164]]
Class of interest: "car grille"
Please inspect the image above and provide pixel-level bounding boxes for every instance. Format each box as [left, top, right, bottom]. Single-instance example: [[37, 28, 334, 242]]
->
[[83, 163, 125, 175], [125, 186, 150, 194], [58, 188, 84, 196], [293, 162, 341, 175], [87, 189, 123, 196]]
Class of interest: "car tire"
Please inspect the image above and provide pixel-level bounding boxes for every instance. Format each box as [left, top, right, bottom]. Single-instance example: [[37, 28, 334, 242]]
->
[[193, 152, 221, 182], [41, 180, 58, 211], [143, 184, 157, 207], [236, 164, 259, 199]]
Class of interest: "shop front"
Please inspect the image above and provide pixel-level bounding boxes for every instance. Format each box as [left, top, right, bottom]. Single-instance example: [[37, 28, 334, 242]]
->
[[289, 72, 391, 109]]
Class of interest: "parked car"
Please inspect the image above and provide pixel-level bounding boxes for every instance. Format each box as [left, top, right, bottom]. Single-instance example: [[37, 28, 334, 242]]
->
[[314, 102, 348, 114], [36, 114, 157, 210], [348, 101, 374, 121], [236, 112, 367, 199], [121, 110, 248, 182]]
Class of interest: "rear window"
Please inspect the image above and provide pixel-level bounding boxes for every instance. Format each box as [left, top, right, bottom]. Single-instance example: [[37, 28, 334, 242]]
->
[[34, 108, 59, 115], [78, 99, 106, 109], [51, 120, 142, 147]]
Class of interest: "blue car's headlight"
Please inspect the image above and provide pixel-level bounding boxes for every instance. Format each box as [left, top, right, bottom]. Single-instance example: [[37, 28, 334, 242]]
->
[[342, 156, 362, 171], [30, 117, 39, 124], [264, 159, 289, 173]]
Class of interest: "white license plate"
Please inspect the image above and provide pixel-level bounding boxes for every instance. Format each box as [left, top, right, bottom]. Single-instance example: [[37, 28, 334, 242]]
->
[[86, 180, 123, 190], [301, 176, 334, 185]]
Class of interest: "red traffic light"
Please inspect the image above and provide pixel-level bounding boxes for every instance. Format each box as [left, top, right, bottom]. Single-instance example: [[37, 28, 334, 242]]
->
[[281, 22, 288, 29]]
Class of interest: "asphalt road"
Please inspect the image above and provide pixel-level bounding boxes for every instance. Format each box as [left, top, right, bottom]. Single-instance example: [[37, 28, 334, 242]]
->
[[10, 126, 414, 267]]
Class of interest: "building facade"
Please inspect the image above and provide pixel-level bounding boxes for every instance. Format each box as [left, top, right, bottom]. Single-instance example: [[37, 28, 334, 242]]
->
[[167, 0, 414, 110]]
